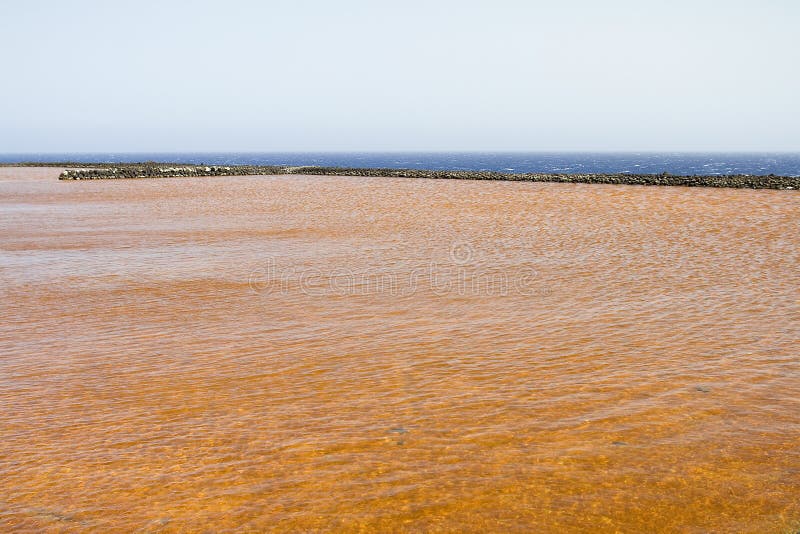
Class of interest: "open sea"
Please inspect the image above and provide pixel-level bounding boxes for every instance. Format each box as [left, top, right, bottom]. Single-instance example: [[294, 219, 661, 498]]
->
[[2, 152, 800, 176]]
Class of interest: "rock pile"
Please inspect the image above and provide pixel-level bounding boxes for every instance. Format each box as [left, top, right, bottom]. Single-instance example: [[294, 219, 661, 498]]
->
[[59, 165, 284, 180], [58, 165, 800, 189]]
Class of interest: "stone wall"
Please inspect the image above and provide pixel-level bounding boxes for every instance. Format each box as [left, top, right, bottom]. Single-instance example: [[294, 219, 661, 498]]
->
[[57, 164, 799, 189]]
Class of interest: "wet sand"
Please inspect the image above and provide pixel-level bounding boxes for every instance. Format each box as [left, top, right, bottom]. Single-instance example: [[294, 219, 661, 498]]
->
[[1, 167, 798, 532]]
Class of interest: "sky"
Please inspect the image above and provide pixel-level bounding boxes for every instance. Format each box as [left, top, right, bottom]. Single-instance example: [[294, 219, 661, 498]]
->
[[1, 0, 798, 152]]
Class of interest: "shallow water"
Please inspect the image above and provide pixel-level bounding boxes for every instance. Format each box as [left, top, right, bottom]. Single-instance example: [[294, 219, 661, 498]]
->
[[0, 167, 798, 532]]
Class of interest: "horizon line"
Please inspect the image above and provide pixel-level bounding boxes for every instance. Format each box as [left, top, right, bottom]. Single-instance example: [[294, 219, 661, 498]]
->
[[2, 149, 800, 155]]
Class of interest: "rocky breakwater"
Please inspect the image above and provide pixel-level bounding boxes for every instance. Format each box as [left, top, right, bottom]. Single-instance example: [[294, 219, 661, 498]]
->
[[59, 165, 285, 180], [58, 164, 800, 189], [292, 167, 800, 189]]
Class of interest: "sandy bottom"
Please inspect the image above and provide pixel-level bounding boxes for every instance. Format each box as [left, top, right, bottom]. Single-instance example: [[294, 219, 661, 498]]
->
[[1, 167, 798, 532]]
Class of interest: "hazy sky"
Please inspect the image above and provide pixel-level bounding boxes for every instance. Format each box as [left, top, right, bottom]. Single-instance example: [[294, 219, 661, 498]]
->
[[1, 0, 798, 152]]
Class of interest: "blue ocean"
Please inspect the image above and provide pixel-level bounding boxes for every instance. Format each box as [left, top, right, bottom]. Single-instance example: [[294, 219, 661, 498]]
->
[[2, 152, 800, 176]]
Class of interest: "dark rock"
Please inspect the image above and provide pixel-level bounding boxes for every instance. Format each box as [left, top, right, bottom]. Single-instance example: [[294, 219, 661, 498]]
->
[[54, 164, 800, 189]]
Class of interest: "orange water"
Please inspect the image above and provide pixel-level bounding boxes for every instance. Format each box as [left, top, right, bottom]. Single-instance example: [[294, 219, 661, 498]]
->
[[1, 167, 798, 532]]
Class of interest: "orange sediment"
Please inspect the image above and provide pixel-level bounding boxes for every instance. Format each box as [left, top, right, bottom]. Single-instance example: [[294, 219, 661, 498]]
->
[[0, 167, 798, 532]]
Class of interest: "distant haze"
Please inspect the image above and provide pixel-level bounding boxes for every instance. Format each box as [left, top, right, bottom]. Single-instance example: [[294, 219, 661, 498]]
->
[[1, 0, 798, 152]]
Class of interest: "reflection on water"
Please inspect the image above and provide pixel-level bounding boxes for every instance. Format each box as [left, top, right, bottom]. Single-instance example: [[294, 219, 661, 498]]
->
[[0, 167, 798, 532]]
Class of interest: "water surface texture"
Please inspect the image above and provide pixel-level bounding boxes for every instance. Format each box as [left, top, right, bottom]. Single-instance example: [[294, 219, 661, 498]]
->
[[3, 152, 800, 176], [1, 168, 798, 532]]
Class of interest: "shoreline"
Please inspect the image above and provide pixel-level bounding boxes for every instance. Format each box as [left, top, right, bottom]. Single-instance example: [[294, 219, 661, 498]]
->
[[2, 162, 798, 189]]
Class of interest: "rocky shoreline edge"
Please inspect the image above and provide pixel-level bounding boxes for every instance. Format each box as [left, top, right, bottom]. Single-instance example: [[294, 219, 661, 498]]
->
[[13, 162, 800, 189]]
